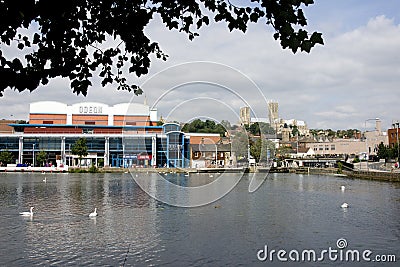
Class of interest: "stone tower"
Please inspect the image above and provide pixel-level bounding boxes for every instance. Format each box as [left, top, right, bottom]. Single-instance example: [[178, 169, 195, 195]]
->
[[268, 101, 279, 124], [282, 127, 290, 142], [239, 106, 251, 125]]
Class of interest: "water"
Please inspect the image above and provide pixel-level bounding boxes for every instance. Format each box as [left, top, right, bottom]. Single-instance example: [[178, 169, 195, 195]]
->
[[0, 172, 399, 266]]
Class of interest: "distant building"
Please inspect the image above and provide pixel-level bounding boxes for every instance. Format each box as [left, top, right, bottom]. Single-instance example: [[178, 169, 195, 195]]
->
[[0, 120, 16, 134], [268, 101, 279, 124], [250, 117, 269, 124], [275, 118, 309, 136], [239, 106, 251, 125], [306, 139, 365, 157], [305, 119, 387, 158], [267, 101, 309, 136], [387, 120, 400, 148], [364, 119, 388, 154], [0, 101, 192, 168], [186, 133, 232, 168]]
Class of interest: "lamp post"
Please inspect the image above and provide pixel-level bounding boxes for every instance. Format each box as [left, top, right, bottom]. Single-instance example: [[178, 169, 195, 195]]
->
[[214, 144, 218, 168], [68, 144, 71, 167], [364, 118, 379, 171], [32, 143, 35, 167]]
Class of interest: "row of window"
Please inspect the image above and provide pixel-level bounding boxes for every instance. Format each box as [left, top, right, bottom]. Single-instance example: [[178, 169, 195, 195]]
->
[[313, 145, 336, 151]]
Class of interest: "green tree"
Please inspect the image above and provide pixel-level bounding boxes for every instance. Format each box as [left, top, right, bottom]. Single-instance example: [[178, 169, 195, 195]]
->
[[220, 120, 231, 131], [291, 125, 299, 137], [259, 122, 275, 135], [71, 138, 88, 164], [377, 142, 388, 160], [0, 0, 323, 96], [0, 150, 14, 165], [182, 119, 225, 136], [250, 138, 275, 161], [248, 122, 275, 136], [231, 130, 249, 159], [36, 150, 47, 167], [249, 123, 261, 136]]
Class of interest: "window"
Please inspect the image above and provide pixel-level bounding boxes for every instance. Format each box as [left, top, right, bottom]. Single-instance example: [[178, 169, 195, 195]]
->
[[43, 121, 53, 124], [85, 121, 95, 125], [331, 145, 335, 150]]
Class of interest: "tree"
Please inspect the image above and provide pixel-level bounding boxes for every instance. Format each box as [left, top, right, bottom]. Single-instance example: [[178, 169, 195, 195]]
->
[[0, 0, 323, 96], [36, 150, 47, 166], [0, 150, 14, 165], [250, 138, 275, 162], [376, 142, 399, 162], [259, 122, 275, 135], [249, 123, 261, 136], [248, 122, 275, 136], [231, 130, 249, 159], [220, 120, 231, 131], [71, 138, 88, 165], [291, 125, 299, 137]]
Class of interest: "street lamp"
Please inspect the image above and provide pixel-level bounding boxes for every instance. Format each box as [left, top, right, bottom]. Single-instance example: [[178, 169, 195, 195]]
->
[[32, 143, 35, 167], [215, 144, 218, 168], [364, 118, 379, 171]]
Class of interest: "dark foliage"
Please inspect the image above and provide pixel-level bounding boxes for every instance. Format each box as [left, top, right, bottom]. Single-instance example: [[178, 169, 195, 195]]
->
[[182, 119, 226, 136], [0, 0, 322, 96]]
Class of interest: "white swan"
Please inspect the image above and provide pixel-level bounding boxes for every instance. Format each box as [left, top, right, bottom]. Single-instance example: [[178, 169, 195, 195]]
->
[[341, 185, 345, 191], [341, 203, 349, 208], [20, 207, 34, 216], [43, 177, 47, 182], [89, 208, 97, 217]]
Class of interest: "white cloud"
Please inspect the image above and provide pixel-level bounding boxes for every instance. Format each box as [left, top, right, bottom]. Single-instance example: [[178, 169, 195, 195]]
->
[[0, 4, 399, 132]]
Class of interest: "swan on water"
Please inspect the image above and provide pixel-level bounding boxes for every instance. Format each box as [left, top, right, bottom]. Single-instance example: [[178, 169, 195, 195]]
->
[[341, 203, 349, 208], [89, 208, 97, 217], [341, 185, 345, 191], [20, 207, 34, 216], [43, 177, 47, 182]]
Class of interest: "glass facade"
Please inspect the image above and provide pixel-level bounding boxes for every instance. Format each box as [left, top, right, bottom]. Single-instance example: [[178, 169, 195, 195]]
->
[[0, 124, 190, 168]]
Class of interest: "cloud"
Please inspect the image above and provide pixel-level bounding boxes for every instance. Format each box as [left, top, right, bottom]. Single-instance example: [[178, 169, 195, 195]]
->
[[0, 4, 399, 132]]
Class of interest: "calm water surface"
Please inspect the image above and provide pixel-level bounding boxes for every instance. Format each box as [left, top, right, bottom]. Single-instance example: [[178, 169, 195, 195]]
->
[[0, 172, 399, 266]]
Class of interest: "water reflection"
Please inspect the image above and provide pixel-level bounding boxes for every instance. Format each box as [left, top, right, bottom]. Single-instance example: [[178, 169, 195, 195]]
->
[[0, 172, 399, 266]]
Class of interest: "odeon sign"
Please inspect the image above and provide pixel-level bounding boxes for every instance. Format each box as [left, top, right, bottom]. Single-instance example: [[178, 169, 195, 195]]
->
[[78, 105, 103, 114]]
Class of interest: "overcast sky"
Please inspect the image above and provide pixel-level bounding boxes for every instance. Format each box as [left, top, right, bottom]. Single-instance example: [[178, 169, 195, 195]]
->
[[0, 0, 399, 131]]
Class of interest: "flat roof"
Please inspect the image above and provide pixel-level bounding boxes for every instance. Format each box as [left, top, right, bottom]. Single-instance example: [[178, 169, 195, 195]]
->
[[9, 123, 163, 130]]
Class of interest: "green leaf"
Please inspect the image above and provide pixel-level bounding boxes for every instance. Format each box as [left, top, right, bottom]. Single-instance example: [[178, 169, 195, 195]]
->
[[310, 32, 324, 45]]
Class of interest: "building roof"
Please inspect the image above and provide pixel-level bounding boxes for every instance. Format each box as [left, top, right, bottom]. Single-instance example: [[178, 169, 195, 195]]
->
[[9, 123, 162, 130], [0, 120, 16, 133], [29, 101, 153, 116], [250, 118, 269, 123]]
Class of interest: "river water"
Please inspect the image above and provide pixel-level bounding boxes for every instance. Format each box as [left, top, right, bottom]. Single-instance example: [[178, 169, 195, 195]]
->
[[0, 172, 399, 266]]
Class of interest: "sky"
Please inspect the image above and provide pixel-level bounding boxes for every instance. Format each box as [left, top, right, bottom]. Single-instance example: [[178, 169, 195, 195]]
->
[[0, 0, 399, 131]]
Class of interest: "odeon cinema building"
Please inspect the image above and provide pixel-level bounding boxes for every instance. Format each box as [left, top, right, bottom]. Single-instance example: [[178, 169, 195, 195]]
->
[[1, 101, 190, 168]]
